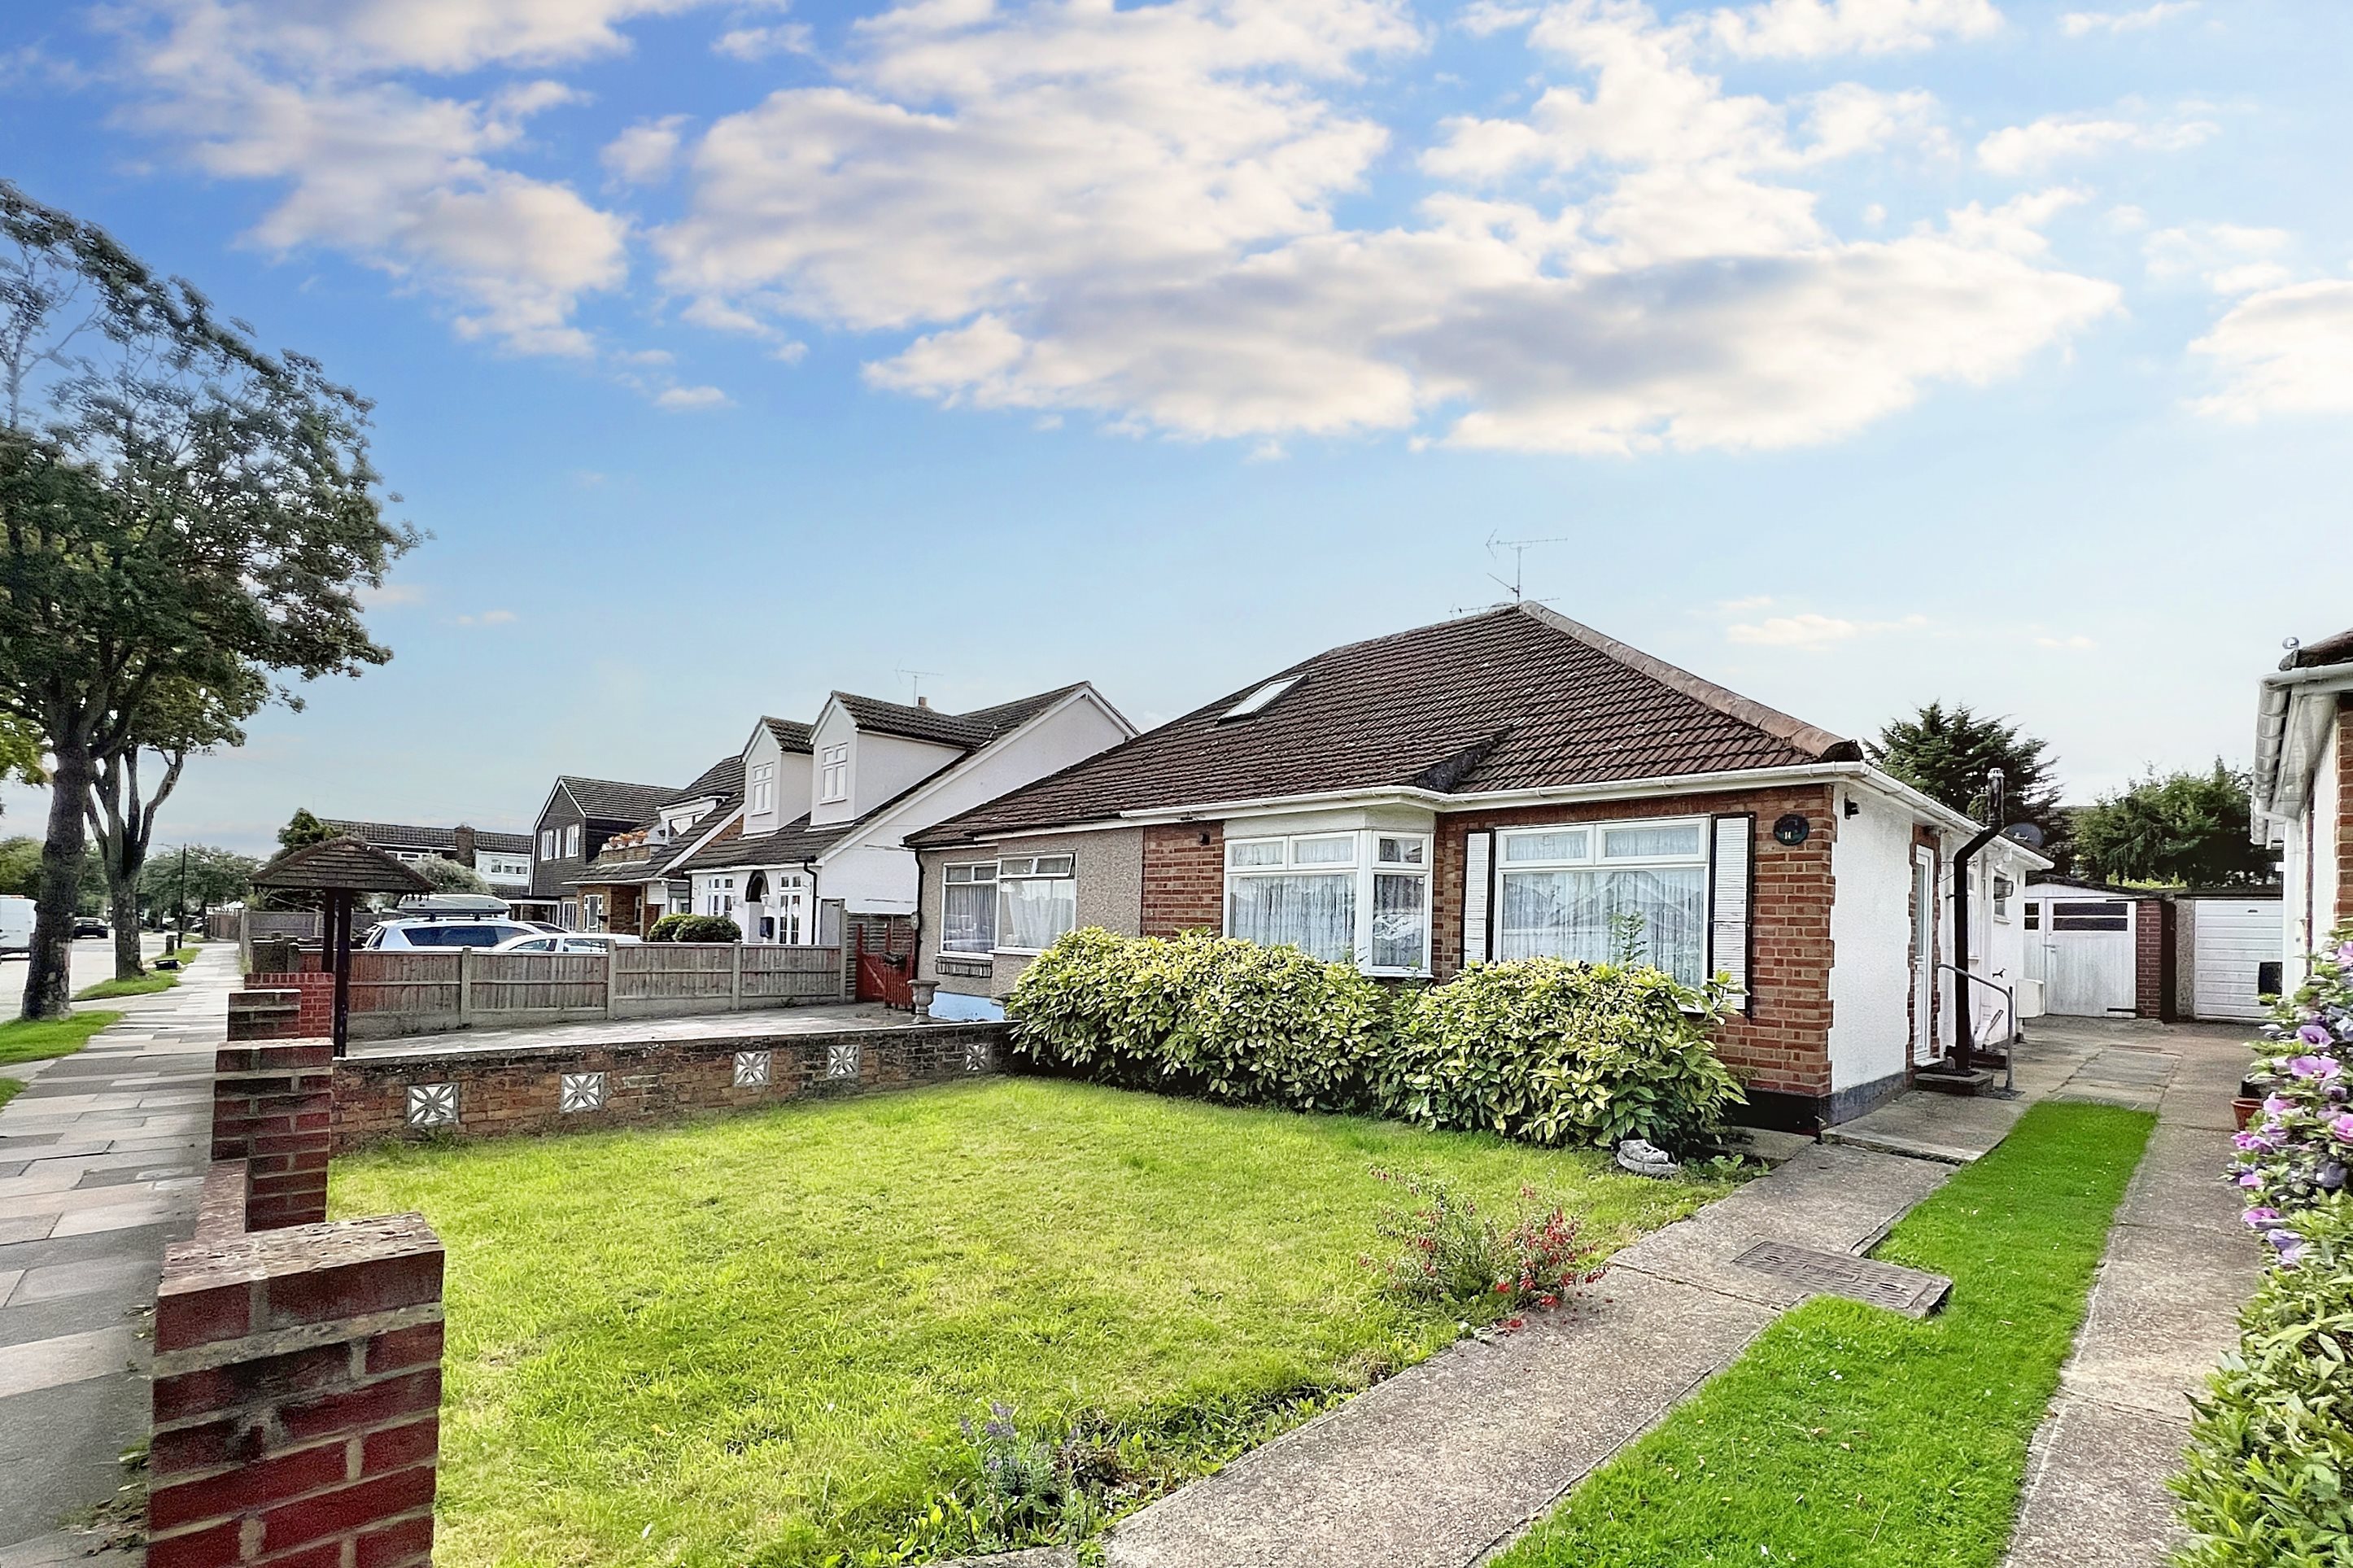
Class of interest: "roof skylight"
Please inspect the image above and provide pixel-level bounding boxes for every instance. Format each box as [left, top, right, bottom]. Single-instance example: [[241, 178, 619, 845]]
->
[[1221, 676, 1300, 720]]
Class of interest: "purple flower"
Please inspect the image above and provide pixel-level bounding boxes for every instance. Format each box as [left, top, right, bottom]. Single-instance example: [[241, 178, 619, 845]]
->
[[2287, 1055, 2342, 1079], [2278, 1241, 2307, 1269], [2338, 941, 2353, 963], [2237, 1170, 2264, 1188], [2320, 1161, 2348, 1191], [2267, 1228, 2299, 1251], [2332, 1113, 2353, 1143], [2243, 1207, 2282, 1227], [2264, 1095, 2296, 1116], [2298, 1024, 2335, 1046], [2234, 1129, 2277, 1152]]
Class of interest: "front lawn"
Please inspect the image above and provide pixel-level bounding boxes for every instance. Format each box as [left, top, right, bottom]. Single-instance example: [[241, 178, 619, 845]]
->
[[0, 1009, 124, 1070], [75, 944, 201, 1000], [329, 1077, 1741, 1568], [1492, 1098, 2155, 1568]]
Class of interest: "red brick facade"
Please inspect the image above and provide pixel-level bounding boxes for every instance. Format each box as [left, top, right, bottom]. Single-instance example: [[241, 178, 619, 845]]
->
[[1142, 822, 1225, 935], [2338, 697, 2353, 930], [2135, 896, 2175, 1021], [211, 1042, 334, 1230], [1434, 785, 1840, 1103]]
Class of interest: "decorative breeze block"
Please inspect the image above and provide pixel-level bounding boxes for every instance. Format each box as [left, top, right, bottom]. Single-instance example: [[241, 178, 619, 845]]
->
[[560, 1072, 607, 1113], [406, 1082, 457, 1128], [963, 1038, 991, 1074], [826, 1040, 860, 1080], [734, 1050, 771, 1088]]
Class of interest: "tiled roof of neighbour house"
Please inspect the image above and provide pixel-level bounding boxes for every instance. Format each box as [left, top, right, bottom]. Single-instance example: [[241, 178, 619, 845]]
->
[[763, 717, 816, 753], [251, 836, 435, 894], [673, 814, 853, 872], [321, 820, 534, 854], [557, 775, 682, 826], [910, 605, 1862, 846], [659, 755, 745, 810], [831, 684, 1090, 751], [2284, 626, 2353, 670]]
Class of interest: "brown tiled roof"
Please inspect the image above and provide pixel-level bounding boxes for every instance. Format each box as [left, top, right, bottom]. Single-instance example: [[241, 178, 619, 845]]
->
[[558, 775, 679, 826], [762, 716, 816, 754], [251, 836, 435, 893], [2285, 626, 2353, 670], [832, 684, 1087, 750], [674, 814, 851, 872], [912, 605, 1858, 845], [321, 820, 533, 854], [658, 755, 744, 810]]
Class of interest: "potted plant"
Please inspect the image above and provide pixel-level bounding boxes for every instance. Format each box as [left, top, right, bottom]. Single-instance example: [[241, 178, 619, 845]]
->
[[2233, 1077, 2265, 1131]]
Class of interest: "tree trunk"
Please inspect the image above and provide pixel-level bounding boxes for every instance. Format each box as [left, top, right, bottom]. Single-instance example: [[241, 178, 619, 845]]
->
[[109, 872, 142, 978], [21, 736, 92, 1021]]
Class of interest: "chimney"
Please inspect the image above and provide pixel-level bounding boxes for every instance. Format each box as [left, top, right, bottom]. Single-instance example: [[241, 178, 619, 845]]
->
[[915, 696, 930, 709], [452, 823, 477, 864]]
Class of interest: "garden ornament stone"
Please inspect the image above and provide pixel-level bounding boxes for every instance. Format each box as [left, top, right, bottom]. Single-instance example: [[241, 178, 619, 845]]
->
[[1616, 1138, 1679, 1178]]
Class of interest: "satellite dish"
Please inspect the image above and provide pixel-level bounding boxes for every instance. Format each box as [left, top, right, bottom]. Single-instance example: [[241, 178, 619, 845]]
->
[[2001, 823, 2046, 848]]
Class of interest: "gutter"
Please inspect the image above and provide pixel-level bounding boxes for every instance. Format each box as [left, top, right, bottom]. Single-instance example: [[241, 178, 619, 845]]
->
[[2252, 658, 2353, 821]]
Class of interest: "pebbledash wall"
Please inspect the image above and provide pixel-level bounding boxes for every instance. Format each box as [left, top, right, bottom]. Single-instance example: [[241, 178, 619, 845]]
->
[[333, 1020, 1007, 1151]]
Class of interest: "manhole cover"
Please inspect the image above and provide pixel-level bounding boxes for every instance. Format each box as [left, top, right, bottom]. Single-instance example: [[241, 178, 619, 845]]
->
[[1730, 1240, 1952, 1317]]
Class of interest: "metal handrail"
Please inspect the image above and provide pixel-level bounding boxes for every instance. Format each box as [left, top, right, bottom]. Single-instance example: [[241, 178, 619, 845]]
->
[[1934, 963, 2018, 1091]]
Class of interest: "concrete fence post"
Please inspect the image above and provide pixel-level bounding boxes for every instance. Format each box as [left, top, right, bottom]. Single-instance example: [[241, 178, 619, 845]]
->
[[729, 943, 744, 1013], [604, 950, 618, 1020], [457, 945, 475, 1027]]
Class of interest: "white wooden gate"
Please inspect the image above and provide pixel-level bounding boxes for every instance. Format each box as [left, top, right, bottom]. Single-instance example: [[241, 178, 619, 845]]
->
[[2026, 896, 2137, 1017], [2191, 898, 2283, 1022]]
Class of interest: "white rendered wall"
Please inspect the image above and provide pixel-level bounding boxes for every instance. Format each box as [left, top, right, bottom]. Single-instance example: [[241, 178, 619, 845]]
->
[[1826, 791, 1915, 1093], [2312, 722, 2341, 957], [859, 696, 1133, 851]]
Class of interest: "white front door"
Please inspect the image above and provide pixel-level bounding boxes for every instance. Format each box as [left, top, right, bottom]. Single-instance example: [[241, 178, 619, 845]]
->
[[2040, 898, 2137, 1016], [1912, 847, 1938, 1065]]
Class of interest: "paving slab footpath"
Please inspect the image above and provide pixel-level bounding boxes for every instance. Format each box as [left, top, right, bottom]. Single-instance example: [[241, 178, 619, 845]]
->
[[0, 946, 233, 1564]]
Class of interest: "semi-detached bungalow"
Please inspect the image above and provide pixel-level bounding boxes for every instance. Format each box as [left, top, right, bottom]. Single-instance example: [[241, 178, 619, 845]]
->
[[2254, 620, 2353, 960], [910, 605, 2046, 1131]]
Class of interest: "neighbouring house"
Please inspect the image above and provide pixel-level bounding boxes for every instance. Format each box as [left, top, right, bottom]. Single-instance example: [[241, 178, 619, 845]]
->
[[563, 752, 749, 936], [910, 605, 2050, 1130], [656, 687, 1135, 997], [319, 820, 535, 896], [521, 775, 682, 928], [2021, 877, 2284, 1025], [2255, 622, 2353, 968]]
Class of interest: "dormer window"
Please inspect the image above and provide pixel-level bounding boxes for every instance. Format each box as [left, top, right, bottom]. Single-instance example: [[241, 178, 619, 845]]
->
[[819, 744, 849, 802], [749, 762, 775, 815], [1221, 676, 1299, 720]]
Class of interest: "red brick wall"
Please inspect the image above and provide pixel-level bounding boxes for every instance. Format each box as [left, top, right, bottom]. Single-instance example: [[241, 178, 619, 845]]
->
[[2135, 897, 2173, 1020], [212, 1043, 334, 1230], [1142, 822, 1225, 936], [1434, 784, 1840, 1102], [2337, 697, 2353, 931], [231, 972, 336, 1040], [331, 1021, 1007, 1151]]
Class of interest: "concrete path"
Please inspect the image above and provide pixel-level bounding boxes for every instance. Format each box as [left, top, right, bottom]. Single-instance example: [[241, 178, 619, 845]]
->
[[0, 943, 233, 1561], [1098, 1143, 1955, 1568], [2003, 1023, 2262, 1568]]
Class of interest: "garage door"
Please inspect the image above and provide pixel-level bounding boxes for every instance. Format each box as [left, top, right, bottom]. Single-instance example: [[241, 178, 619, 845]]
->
[[2027, 898, 2137, 1017], [2192, 901, 2283, 1023]]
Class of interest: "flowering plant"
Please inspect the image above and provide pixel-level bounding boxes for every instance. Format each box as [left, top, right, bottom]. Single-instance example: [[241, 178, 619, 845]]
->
[[2228, 928, 2353, 1264], [1363, 1168, 1606, 1317]]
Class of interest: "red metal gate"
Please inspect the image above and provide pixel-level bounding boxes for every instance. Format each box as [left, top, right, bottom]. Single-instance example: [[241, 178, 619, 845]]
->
[[850, 915, 915, 1007]]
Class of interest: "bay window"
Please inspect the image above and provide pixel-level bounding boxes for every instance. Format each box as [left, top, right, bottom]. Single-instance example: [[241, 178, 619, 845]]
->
[[1225, 830, 1430, 974], [1495, 816, 1708, 985], [942, 863, 998, 953], [997, 855, 1076, 952]]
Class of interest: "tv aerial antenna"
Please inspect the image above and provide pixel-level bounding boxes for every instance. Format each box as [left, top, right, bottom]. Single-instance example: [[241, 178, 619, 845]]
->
[[1481, 531, 1578, 606], [895, 665, 945, 704]]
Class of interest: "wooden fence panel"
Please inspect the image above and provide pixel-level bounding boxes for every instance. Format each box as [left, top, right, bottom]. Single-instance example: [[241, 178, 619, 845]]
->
[[742, 945, 845, 1001], [612, 944, 736, 1002], [471, 953, 608, 1013], [348, 952, 461, 1015]]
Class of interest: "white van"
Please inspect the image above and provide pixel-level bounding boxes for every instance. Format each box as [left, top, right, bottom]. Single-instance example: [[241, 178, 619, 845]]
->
[[0, 896, 33, 960]]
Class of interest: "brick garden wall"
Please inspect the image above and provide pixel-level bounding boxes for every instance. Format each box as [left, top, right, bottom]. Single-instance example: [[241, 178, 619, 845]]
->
[[1433, 784, 1841, 1105], [2135, 896, 2175, 1021], [1141, 823, 1225, 935], [2338, 697, 2353, 930], [333, 1020, 1010, 1151]]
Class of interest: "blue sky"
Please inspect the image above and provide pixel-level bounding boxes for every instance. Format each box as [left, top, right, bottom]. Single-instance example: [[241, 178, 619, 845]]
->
[[2, 0, 2347, 853]]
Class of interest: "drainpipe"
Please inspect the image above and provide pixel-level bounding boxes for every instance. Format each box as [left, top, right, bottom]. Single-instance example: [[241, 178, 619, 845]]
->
[[1946, 768, 2006, 1074]]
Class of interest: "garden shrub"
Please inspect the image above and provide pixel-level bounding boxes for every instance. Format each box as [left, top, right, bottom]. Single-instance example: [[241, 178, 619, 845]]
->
[[1006, 928, 1392, 1112], [1382, 958, 1743, 1153], [2171, 1195, 2353, 1568], [1364, 1168, 1606, 1317], [644, 914, 692, 944], [659, 914, 741, 944], [2230, 928, 2353, 1255]]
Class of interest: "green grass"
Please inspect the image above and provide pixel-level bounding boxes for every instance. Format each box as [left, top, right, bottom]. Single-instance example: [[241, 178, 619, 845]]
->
[[73, 945, 200, 1000], [1492, 1099, 2157, 1568], [0, 1077, 22, 1109], [0, 1010, 124, 1068], [329, 1077, 1743, 1568]]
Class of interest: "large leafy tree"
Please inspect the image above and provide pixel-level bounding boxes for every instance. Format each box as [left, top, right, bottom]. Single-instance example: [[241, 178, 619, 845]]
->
[[136, 844, 260, 925], [1870, 701, 2070, 863], [0, 834, 104, 910], [0, 184, 415, 1017], [2073, 763, 2277, 888]]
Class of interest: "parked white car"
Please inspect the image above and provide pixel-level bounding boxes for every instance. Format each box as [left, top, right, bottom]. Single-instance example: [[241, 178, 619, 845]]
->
[[490, 933, 641, 954], [0, 896, 32, 960], [361, 918, 540, 950]]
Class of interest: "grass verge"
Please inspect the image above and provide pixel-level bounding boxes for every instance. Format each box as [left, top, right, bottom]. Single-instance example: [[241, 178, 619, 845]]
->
[[0, 1010, 124, 1069], [0, 1078, 22, 1109], [74, 945, 200, 1001], [1492, 1099, 2155, 1568], [330, 1077, 1744, 1568]]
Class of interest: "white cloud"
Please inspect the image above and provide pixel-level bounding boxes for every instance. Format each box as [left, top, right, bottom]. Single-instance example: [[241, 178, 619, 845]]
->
[[654, 383, 731, 408], [664, 0, 2110, 452], [2190, 278, 2353, 421], [454, 608, 520, 626], [1975, 110, 2215, 175], [1705, 0, 2002, 59], [715, 23, 814, 59], [2035, 632, 2096, 649], [2060, 2, 2195, 37], [361, 582, 429, 608], [2143, 222, 2292, 294], [1727, 611, 1929, 648], [604, 115, 689, 185]]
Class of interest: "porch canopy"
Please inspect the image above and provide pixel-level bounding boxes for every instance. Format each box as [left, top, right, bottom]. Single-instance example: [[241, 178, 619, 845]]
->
[[251, 836, 432, 1056]]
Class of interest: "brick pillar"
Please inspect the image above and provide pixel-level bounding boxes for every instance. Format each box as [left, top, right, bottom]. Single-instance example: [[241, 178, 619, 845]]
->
[[2337, 698, 2353, 932], [2133, 898, 2174, 1020], [149, 1202, 445, 1568], [212, 1042, 334, 1230]]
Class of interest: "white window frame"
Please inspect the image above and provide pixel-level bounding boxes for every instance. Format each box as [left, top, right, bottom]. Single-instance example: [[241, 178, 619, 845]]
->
[[1222, 829, 1432, 977], [819, 745, 849, 802], [749, 761, 775, 815], [940, 863, 999, 954], [994, 854, 1077, 954], [564, 824, 582, 858], [1493, 815, 1709, 984], [539, 829, 556, 862]]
